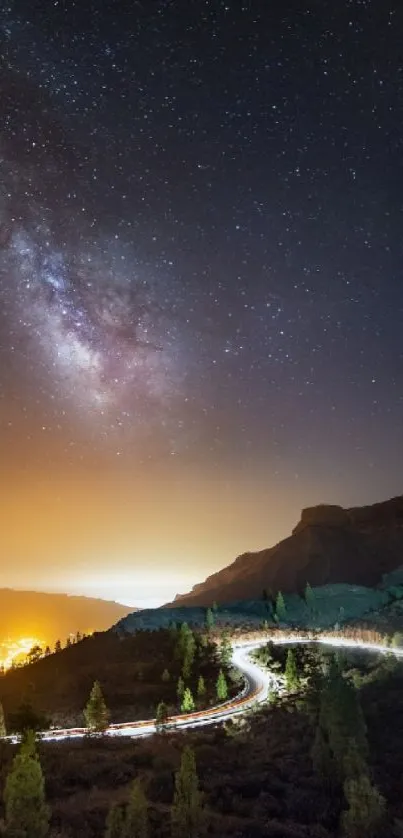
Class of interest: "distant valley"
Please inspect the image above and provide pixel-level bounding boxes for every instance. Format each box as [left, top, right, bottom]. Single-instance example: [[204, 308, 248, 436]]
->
[[0, 589, 135, 665]]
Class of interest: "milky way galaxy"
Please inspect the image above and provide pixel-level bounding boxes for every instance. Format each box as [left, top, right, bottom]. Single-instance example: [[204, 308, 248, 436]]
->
[[0, 67, 191, 456]]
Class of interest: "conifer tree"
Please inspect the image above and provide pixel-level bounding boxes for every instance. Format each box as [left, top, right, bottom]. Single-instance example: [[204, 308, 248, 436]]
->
[[4, 730, 50, 838], [125, 778, 148, 838], [155, 701, 169, 732], [182, 631, 196, 679], [177, 676, 185, 703], [196, 675, 206, 700], [84, 680, 110, 733], [275, 590, 286, 621], [171, 746, 203, 838], [54, 639, 62, 653], [342, 774, 385, 837], [205, 607, 214, 632], [285, 648, 299, 691], [162, 668, 170, 682], [44, 646, 51, 657], [216, 669, 228, 701], [219, 632, 232, 667], [105, 803, 125, 838], [181, 687, 195, 713], [177, 623, 191, 657], [0, 699, 6, 737]]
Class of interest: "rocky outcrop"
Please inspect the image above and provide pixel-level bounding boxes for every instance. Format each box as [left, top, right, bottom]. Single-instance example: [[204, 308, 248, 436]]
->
[[169, 495, 403, 608], [292, 504, 350, 534]]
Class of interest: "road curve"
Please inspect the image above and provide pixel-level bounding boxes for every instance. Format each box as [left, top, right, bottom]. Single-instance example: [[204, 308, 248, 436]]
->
[[23, 634, 403, 743]]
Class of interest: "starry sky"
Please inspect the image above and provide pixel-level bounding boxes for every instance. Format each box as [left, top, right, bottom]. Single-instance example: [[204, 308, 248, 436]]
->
[[0, 0, 402, 608]]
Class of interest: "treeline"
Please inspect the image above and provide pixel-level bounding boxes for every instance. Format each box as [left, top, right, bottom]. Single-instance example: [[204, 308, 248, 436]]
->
[[0, 623, 236, 737]]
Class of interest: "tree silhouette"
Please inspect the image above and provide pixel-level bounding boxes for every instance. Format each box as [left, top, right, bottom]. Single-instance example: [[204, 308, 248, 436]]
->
[[155, 701, 169, 732], [216, 669, 228, 701], [275, 591, 287, 621], [125, 778, 148, 838], [285, 648, 299, 691], [196, 675, 206, 700], [181, 687, 195, 712], [84, 681, 110, 732], [171, 746, 203, 838], [4, 730, 50, 838]]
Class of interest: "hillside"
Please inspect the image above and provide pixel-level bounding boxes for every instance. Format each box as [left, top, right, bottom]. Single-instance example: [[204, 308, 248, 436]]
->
[[0, 589, 135, 646], [0, 627, 230, 729], [170, 495, 403, 607]]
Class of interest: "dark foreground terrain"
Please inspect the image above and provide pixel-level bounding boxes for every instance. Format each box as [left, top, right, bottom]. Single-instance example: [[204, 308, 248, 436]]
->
[[1, 642, 403, 836]]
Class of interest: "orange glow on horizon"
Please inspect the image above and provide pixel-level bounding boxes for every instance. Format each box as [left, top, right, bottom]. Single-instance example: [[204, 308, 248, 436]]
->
[[0, 636, 45, 671]]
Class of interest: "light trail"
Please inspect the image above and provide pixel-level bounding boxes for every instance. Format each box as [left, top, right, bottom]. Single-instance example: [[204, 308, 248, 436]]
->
[[6, 634, 402, 744]]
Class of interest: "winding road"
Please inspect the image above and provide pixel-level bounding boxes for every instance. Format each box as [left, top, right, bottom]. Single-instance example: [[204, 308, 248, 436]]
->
[[32, 634, 402, 743]]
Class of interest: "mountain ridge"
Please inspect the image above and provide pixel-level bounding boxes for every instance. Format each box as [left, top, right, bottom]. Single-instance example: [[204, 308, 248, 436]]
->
[[169, 495, 403, 607]]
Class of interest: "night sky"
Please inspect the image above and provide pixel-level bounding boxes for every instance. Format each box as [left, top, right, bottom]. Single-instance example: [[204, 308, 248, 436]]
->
[[0, 1, 402, 607]]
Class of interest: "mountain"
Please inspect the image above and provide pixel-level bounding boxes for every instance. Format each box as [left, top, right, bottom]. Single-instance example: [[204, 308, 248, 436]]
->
[[170, 495, 403, 607], [0, 589, 135, 646]]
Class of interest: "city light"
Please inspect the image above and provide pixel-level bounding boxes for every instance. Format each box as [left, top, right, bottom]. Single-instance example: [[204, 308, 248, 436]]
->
[[0, 636, 45, 671]]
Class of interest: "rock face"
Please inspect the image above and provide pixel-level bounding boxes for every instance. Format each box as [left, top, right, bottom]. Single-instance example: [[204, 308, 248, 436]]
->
[[169, 495, 403, 607]]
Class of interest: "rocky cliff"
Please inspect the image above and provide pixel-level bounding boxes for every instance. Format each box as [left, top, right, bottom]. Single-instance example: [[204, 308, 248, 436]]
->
[[170, 495, 403, 607]]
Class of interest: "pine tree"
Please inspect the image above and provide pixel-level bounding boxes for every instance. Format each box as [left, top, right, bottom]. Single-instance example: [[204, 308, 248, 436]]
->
[[219, 632, 232, 667], [4, 731, 50, 838], [105, 803, 125, 838], [162, 668, 170, 682], [342, 774, 385, 837], [216, 669, 228, 701], [125, 778, 148, 838], [177, 623, 191, 658], [177, 676, 185, 703], [155, 701, 169, 732], [196, 675, 206, 700], [181, 687, 195, 712], [285, 648, 299, 691], [205, 607, 214, 632], [84, 681, 110, 732], [54, 639, 62, 653], [182, 631, 196, 679], [44, 646, 51, 657], [0, 700, 6, 737], [171, 746, 203, 838], [275, 591, 286, 621]]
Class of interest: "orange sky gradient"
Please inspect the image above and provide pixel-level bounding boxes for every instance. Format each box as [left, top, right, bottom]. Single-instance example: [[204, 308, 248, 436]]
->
[[0, 456, 391, 608]]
